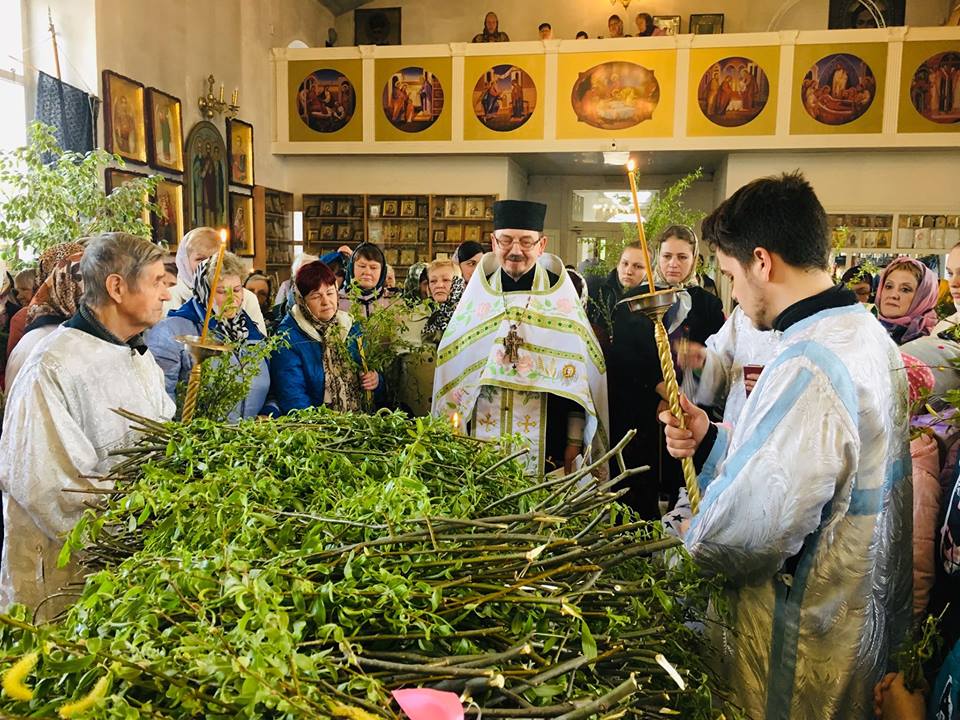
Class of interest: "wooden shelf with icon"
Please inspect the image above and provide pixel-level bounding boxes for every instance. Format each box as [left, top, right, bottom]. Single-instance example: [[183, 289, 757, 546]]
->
[[294, 193, 499, 279], [253, 186, 294, 284]]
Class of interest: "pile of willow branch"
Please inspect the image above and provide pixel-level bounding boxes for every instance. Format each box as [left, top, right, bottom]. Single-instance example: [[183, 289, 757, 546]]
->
[[0, 409, 737, 719]]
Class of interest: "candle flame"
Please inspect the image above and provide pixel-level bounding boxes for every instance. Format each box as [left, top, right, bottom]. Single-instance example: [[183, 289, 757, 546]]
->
[[451, 412, 460, 429], [219, 228, 228, 244], [626, 159, 636, 172]]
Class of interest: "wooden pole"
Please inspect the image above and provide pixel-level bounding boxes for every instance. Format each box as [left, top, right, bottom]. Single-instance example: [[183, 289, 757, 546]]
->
[[48, 8, 62, 82]]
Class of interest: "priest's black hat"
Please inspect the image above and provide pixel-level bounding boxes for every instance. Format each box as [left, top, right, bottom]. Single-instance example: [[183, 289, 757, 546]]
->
[[493, 200, 547, 232]]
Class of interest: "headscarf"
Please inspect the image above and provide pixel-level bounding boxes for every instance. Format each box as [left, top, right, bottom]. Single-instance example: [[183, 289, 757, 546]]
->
[[37, 241, 86, 285], [26, 252, 83, 326], [193, 258, 250, 344], [344, 243, 387, 302], [423, 276, 465, 341], [653, 227, 700, 336], [404, 261, 429, 302], [290, 281, 362, 413], [876, 256, 939, 344], [653, 227, 700, 289]]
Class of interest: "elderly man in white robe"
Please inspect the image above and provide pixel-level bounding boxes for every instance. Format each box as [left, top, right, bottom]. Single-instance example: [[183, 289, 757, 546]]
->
[[433, 200, 608, 475], [0, 232, 175, 619], [660, 173, 912, 719]]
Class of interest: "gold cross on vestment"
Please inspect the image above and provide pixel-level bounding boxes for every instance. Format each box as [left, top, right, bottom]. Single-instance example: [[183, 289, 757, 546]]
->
[[518, 414, 537, 433], [477, 413, 496, 430], [503, 324, 523, 367]]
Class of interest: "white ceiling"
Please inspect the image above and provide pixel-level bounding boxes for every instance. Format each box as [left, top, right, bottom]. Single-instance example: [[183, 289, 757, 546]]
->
[[511, 151, 728, 177]]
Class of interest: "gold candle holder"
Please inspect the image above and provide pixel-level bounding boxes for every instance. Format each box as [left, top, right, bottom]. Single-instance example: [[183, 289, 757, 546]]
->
[[180, 235, 228, 423], [621, 157, 700, 515], [618, 289, 701, 514]]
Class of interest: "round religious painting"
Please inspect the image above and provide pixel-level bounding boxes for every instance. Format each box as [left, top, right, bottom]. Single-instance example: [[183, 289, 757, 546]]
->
[[697, 57, 770, 127], [909, 51, 960, 124], [800, 53, 876, 125], [381, 67, 444, 133], [570, 61, 659, 130], [296, 69, 356, 133], [472, 64, 537, 132]]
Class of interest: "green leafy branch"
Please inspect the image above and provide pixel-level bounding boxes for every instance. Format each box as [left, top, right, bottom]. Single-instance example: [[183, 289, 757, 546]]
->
[[0, 122, 160, 266]]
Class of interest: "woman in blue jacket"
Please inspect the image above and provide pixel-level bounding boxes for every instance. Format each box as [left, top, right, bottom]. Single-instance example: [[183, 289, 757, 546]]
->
[[146, 253, 276, 420], [271, 260, 382, 414]]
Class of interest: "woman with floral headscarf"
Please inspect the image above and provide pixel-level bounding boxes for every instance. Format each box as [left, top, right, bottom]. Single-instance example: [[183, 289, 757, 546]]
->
[[272, 260, 383, 414], [146, 252, 275, 421], [876, 256, 939, 345], [5, 241, 86, 362], [5, 252, 85, 390]]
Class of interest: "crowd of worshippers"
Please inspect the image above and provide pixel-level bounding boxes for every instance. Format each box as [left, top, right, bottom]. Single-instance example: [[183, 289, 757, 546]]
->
[[471, 10, 666, 43], [5, 184, 960, 717]]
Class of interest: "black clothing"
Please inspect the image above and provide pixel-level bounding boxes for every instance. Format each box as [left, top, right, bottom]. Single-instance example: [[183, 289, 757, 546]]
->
[[64, 304, 149, 354], [587, 269, 624, 349], [607, 285, 725, 518], [491, 266, 560, 291]]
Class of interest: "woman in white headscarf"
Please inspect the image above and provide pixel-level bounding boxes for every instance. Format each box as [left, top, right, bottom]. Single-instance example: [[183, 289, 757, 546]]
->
[[164, 227, 267, 334]]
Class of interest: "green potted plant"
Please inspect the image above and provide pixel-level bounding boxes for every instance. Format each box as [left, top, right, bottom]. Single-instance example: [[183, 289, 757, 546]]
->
[[0, 122, 160, 267]]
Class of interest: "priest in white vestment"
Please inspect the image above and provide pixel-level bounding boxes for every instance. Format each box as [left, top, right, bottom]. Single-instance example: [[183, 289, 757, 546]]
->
[[432, 200, 609, 475], [0, 233, 175, 619]]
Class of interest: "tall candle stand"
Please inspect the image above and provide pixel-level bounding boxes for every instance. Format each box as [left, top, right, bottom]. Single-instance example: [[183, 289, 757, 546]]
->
[[619, 160, 700, 514]]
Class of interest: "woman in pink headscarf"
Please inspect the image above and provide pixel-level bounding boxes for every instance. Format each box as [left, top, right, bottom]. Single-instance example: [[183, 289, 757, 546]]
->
[[875, 256, 939, 345]]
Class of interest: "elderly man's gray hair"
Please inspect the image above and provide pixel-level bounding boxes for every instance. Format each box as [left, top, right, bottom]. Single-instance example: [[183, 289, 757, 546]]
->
[[81, 233, 165, 307]]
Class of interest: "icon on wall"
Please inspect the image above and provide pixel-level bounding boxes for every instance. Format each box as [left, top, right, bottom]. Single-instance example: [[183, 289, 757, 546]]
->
[[909, 51, 960, 125], [697, 56, 770, 127], [472, 64, 537, 132], [570, 61, 660, 130], [800, 53, 876, 125], [382, 66, 444, 133], [296, 69, 357, 133]]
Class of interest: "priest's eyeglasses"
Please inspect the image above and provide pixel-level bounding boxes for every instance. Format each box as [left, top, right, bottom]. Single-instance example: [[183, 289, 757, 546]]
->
[[494, 234, 542, 250]]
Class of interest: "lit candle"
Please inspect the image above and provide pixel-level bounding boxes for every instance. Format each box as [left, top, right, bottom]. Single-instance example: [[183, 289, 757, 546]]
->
[[451, 412, 461, 434], [626, 159, 656, 295], [200, 235, 228, 343], [232, 88, 239, 105], [219, 84, 224, 102]]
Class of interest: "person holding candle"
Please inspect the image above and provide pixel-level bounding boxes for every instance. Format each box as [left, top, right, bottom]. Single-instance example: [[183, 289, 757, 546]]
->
[[146, 252, 276, 421], [165, 226, 267, 335], [0, 233, 174, 620], [658, 172, 911, 719], [432, 200, 609, 475]]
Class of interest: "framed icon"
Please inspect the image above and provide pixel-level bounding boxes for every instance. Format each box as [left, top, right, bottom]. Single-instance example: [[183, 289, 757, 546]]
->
[[229, 192, 255, 257], [382, 199, 399, 217], [153, 178, 184, 249], [464, 197, 484, 218], [464, 224, 481, 242], [337, 224, 353, 241], [447, 224, 463, 243], [320, 199, 335, 216], [104, 168, 151, 225], [433, 229, 445, 244], [400, 199, 416, 217], [653, 15, 681, 35], [226, 118, 254, 188], [103, 70, 147, 165], [689, 13, 724, 34], [444, 197, 464, 218], [336, 199, 352, 216], [145, 87, 184, 172], [320, 224, 335, 240]]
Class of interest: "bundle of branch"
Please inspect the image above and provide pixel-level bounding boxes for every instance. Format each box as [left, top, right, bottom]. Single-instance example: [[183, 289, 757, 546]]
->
[[0, 409, 736, 719]]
